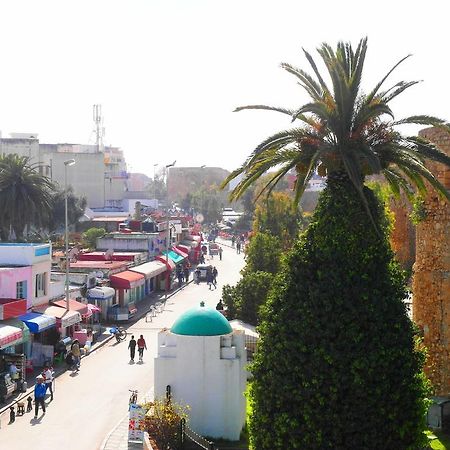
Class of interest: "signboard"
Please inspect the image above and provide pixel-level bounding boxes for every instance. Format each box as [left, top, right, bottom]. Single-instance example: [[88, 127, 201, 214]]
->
[[128, 403, 145, 443]]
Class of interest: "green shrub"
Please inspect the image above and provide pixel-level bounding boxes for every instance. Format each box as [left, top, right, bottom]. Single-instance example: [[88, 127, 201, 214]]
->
[[249, 176, 429, 449]]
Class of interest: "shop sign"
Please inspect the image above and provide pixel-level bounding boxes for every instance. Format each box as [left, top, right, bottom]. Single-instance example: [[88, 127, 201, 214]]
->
[[60, 311, 82, 329], [128, 403, 145, 443]]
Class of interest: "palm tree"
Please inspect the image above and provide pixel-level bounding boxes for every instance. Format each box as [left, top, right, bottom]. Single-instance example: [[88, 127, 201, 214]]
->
[[0, 154, 55, 241], [223, 37, 450, 213], [223, 38, 450, 449]]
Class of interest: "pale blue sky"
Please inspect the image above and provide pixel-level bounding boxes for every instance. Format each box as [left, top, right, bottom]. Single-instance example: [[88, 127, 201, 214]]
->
[[0, 1, 448, 177]]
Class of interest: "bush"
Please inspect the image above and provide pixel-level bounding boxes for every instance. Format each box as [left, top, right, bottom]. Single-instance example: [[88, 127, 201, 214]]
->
[[142, 398, 189, 450], [82, 227, 106, 249], [249, 176, 429, 449], [222, 271, 273, 326]]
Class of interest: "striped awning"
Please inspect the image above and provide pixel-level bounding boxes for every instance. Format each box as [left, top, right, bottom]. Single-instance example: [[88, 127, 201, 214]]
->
[[19, 312, 56, 333], [0, 324, 22, 350]]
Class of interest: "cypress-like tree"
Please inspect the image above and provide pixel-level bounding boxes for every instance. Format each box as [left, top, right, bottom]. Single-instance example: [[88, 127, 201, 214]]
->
[[250, 175, 428, 449]]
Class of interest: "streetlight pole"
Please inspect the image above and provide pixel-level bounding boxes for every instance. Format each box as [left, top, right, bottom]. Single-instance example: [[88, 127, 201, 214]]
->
[[64, 159, 76, 311], [165, 161, 176, 302], [153, 163, 158, 203]]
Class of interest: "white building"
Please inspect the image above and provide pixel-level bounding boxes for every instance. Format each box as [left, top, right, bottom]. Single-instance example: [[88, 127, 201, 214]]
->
[[154, 303, 247, 441], [0, 134, 129, 209]]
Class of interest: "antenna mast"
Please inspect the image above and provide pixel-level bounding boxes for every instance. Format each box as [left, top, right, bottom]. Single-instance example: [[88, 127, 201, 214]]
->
[[93, 104, 104, 153]]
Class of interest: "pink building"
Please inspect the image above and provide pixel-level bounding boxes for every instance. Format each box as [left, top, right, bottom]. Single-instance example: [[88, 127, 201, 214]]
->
[[0, 243, 52, 309]]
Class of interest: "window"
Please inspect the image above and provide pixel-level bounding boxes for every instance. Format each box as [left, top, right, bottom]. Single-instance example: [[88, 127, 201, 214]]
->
[[35, 273, 47, 297], [16, 281, 27, 299]]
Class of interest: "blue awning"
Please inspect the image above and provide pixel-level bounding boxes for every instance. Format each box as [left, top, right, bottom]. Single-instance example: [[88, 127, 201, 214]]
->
[[19, 312, 56, 333]]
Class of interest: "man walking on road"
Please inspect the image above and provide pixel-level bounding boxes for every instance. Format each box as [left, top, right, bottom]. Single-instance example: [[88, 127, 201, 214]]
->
[[43, 364, 54, 401], [128, 335, 137, 362], [34, 375, 46, 418], [137, 335, 147, 362]]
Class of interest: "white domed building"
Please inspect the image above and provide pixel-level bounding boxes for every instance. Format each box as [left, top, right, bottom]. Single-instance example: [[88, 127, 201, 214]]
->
[[154, 302, 247, 440]]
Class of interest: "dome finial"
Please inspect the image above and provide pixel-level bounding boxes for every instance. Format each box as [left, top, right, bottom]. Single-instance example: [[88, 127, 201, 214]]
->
[[200, 301, 205, 307]]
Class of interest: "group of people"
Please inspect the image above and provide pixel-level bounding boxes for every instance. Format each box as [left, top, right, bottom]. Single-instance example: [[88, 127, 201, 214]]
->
[[231, 235, 245, 254], [128, 335, 147, 362], [176, 264, 190, 288], [207, 266, 218, 290]]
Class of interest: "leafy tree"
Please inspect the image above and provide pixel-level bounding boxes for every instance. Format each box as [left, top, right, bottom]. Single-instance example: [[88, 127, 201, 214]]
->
[[146, 174, 167, 200], [83, 227, 106, 249], [47, 187, 87, 232], [251, 178, 429, 449], [222, 232, 281, 325], [253, 192, 301, 248], [223, 271, 273, 326], [0, 154, 55, 241], [243, 232, 281, 275], [221, 38, 450, 449]]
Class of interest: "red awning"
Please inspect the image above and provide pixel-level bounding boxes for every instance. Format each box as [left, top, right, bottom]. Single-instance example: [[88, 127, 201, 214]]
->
[[155, 255, 176, 271], [110, 271, 145, 289], [176, 244, 190, 255], [0, 298, 27, 320], [52, 299, 89, 316]]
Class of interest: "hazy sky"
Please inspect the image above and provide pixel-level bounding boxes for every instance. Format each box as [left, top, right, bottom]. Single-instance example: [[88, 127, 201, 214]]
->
[[0, 1, 448, 177]]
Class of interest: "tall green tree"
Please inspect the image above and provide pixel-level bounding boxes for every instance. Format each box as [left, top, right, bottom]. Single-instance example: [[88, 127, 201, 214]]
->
[[253, 191, 302, 248], [47, 187, 87, 232], [222, 38, 450, 449], [0, 154, 55, 241]]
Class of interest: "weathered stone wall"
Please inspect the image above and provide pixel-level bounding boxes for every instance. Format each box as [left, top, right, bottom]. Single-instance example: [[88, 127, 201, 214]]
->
[[413, 127, 450, 395], [390, 195, 415, 272]]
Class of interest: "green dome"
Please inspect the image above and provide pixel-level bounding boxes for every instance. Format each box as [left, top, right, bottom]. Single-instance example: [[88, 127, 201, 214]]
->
[[171, 302, 232, 336]]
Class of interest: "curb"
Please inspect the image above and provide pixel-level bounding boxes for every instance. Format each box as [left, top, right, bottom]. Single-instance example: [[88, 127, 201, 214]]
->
[[0, 281, 191, 418]]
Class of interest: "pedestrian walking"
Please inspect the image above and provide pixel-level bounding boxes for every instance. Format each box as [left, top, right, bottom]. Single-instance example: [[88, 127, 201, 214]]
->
[[128, 335, 137, 362], [206, 268, 215, 290], [184, 266, 190, 282], [137, 335, 147, 362], [195, 268, 201, 284], [71, 339, 81, 371], [218, 246, 223, 260], [212, 266, 218, 287], [34, 375, 46, 418], [236, 240, 241, 254], [43, 364, 54, 401], [231, 236, 236, 247]]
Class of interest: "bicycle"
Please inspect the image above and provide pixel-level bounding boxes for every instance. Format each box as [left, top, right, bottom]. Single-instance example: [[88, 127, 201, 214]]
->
[[129, 389, 138, 405], [110, 326, 127, 343]]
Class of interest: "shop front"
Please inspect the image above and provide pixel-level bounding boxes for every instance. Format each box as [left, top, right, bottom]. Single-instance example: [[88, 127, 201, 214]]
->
[[155, 255, 176, 291], [129, 260, 167, 296], [19, 312, 57, 360], [87, 286, 116, 322], [36, 305, 82, 339], [109, 271, 145, 306]]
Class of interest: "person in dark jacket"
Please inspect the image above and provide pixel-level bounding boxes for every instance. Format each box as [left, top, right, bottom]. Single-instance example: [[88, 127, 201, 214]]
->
[[128, 335, 137, 362], [206, 269, 215, 290], [34, 375, 47, 418]]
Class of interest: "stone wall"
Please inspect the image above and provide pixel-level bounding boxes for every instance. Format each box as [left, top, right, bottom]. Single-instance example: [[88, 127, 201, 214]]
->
[[389, 195, 415, 272], [413, 127, 450, 395]]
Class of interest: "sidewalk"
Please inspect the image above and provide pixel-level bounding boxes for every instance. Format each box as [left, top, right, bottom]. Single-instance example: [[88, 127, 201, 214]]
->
[[0, 281, 190, 421]]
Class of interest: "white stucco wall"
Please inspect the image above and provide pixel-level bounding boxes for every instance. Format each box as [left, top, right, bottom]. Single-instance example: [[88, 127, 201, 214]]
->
[[154, 330, 246, 441]]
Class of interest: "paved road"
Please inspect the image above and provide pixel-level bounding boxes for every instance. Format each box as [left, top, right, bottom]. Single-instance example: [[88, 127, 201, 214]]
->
[[0, 243, 245, 450]]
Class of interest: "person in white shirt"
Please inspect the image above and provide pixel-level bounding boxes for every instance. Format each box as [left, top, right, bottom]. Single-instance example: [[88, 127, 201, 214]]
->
[[43, 364, 54, 401]]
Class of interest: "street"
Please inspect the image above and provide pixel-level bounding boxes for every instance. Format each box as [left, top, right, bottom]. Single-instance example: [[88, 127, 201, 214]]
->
[[0, 242, 245, 450]]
